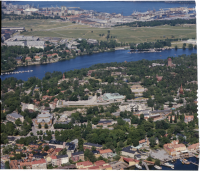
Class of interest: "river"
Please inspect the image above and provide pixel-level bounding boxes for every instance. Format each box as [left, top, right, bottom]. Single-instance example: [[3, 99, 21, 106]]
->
[[0, 48, 197, 81], [10, 1, 195, 16]]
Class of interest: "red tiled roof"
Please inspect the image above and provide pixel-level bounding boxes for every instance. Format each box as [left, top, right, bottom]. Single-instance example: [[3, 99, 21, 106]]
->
[[99, 149, 112, 154], [34, 56, 40, 59], [25, 57, 31, 60], [139, 139, 146, 144], [54, 148, 63, 153], [51, 156, 57, 159], [76, 161, 93, 166], [32, 159, 46, 165], [94, 160, 106, 166], [88, 166, 100, 170], [100, 165, 112, 169]]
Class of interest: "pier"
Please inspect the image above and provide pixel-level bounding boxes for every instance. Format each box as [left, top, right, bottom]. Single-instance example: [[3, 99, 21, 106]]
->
[[142, 161, 149, 170], [190, 162, 199, 166], [1, 70, 33, 75]]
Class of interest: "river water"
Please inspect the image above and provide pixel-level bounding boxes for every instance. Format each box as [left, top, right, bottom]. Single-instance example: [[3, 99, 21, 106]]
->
[[0, 48, 197, 81], [10, 1, 195, 16]]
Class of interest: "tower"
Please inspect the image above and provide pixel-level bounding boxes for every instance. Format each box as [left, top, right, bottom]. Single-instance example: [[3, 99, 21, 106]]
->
[[168, 58, 172, 67], [179, 84, 183, 94]]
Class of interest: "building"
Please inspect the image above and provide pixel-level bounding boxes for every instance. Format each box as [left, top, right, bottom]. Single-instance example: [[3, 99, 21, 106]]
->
[[76, 161, 93, 169], [130, 84, 147, 94], [9, 160, 18, 169], [87, 70, 95, 76], [71, 151, 84, 162], [163, 140, 186, 156], [87, 39, 98, 45], [121, 146, 137, 158], [187, 143, 199, 151], [179, 84, 184, 94], [121, 157, 139, 166], [15, 56, 23, 64], [184, 115, 194, 123], [26, 41, 45, 49], [32, 159, 47, 169], [6, 41, 25, 47], [35, 110, 53, 128], [102, 93, 125, 102], [25, 57, 32, 62], [99, 149, 113, 158], [156, 74, 163, 82], [167, 58, 176, 67], [83, 142, 103, 151], [56, 155, 69, 166], [34, 56, 41, 61], [6, 112, 24, 123]]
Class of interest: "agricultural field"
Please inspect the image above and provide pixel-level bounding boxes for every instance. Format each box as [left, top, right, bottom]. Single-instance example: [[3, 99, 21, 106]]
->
[[2, 19, 196, 44]]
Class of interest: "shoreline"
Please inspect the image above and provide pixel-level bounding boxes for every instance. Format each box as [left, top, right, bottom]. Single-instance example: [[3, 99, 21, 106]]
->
[[1, 47, 195, 74]]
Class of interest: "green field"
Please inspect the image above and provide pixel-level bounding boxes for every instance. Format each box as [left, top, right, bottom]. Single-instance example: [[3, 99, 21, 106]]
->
[[2, 19, 196, 44]]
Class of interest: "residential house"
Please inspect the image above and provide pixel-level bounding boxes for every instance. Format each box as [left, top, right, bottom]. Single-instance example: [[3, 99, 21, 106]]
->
[[32, 159, 47, 169], [9, 160, 19, 169], [20, 161, 32, 169], [76, 161, 93, 169], [56, 155, 69, 166], [184, 115, 194, 123], [121, 146, 137, 158], [71, 151, 84, 162], [83, 142, 103, 151], [123, 118, 131, 125], [15, 56, 23, 64], [25, 57, 32, 62], [187, 143, 199, 151], [34, 56, 41, 61], [87, 70, 95, 76], [99, 149, 113, 159]]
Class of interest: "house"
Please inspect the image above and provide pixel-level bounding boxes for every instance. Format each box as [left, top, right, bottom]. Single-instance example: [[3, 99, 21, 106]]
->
[[76, 161, 93, 169], [6, 112, 24, 123], [87, 70, 95, 76], [184, 115, 194, 123], [71, 151, 84, 162], [52, 53, 58, 57], [51, 148, 63, 156], [121, 146, 137, 158], [25, 57, 32, 62], [92, 150, 100, 158], [94, 160, 107, 167], [15, 56, 23, 64], [87, 39, 98, 45], [34, 56, 41, 61], [176, 133, 186, 140], [47, 54, 52, 58], [99, 149, 113, 158], [32, 159, 47, 169], [123, 118, 131, 125], [20, 161, 32, 169], [187, 143, 199, 151], [156, 74, 163, 82], [56, 155, 69, 166], [83, 142, 103, 151], [9, 160, 19, 169], [121, 157, 139, 166]]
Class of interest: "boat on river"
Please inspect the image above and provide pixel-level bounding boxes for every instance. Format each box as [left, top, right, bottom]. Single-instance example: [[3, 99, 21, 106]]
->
[[135, 164, 142, 169], [165, 162, 174, 169], [154, 165, 162, 169]]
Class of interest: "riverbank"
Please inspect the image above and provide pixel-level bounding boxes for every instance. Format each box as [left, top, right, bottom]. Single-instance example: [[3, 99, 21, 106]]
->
[[0, 48, 197, 81], [1, 47, 125, 73]]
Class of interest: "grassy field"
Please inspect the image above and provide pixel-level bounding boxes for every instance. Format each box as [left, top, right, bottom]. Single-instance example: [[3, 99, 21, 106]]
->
[[2, 19, 196, 44]]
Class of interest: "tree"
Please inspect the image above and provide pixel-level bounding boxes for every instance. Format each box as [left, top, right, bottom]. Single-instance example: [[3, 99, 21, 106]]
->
[[170, 115, 172, 123], [30, 132, 33, 136], [44, 145, 50, 151], [15, 118, 22, 126], [175, 45, 178, 50], [132, 139, 139, 147], [78, 138, 84, 151], [188, 44, 193, 50], [45, 124, 48, 129], [38, 123, 41, 129], [174, 115, 177, 123], [155, 159, 160, 166]]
